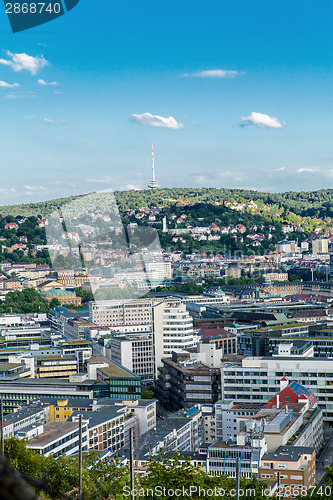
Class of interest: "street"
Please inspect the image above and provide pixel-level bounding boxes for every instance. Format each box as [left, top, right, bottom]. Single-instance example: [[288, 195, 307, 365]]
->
[[317, 435, 333, 485]]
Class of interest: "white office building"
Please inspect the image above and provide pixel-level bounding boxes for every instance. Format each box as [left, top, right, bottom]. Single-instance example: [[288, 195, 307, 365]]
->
[[221, 356, 333, 423], [161, 303, 195, 357], [89, 298, 156, 326]]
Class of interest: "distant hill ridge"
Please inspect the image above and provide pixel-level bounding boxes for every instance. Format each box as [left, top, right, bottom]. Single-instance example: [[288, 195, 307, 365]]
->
[[1, 187, 333, 220]]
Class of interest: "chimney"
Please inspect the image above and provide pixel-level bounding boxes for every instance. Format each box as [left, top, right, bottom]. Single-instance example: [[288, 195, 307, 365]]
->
[[276, 394, 280, 409], [280, 377, 289, 392]]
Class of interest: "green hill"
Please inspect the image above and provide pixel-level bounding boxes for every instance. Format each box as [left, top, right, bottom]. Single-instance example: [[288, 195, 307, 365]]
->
[[1, 187, 333, 221]]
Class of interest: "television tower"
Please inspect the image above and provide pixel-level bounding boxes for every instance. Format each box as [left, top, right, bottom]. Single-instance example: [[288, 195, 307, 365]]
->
[[148, 144, 159, 190]]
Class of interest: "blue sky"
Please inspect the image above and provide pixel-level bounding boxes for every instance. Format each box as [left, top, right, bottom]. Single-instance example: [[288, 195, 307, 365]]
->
[[0, 0, 332, 204]]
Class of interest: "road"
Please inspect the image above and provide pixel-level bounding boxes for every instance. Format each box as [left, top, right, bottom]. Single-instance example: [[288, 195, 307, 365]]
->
[[316, 435, 333, 485]]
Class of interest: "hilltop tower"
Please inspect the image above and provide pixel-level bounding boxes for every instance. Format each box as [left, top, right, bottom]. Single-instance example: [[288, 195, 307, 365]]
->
[[148, 144, 159, 190]]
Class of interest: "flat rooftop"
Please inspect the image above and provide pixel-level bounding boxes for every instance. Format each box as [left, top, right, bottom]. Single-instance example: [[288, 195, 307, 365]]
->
[[27, 421, 79, 448], [262, 445, 315, 462]]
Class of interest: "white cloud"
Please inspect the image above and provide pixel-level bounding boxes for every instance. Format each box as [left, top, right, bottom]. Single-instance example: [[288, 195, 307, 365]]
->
[[24, 185, 46, 191], [192, 170, 247, 184], [85, 175, 114, 184], [44, 117, 53, 123], [49, 180, 76, 188], [296, 167, 320, 173], [185, 69, 242, 78], [0, 51, 49, 75], [131, 112, 184, 129], [4, 94, 23, 99], [0, 81, 20, 88], [0, 187, 16, 194], [274, 167, 286, 172], [38, 78, 58, 86], [240, 112, 283, 129]]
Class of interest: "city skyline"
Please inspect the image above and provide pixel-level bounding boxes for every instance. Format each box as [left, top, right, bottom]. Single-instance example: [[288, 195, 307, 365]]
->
[[0, 0, 332, 204]]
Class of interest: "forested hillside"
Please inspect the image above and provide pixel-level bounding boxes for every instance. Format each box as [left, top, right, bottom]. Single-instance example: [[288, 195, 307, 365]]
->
[[1, 187, 333, 219]]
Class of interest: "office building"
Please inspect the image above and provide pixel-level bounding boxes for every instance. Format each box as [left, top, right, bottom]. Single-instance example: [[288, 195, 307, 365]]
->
[[312, 238, 329, 255], [89, 298, 156, 327], [156, 350, 221, 410], [27, 420, 89, 458], [260, 446, 316, 497], [221, 356, 333, 423]]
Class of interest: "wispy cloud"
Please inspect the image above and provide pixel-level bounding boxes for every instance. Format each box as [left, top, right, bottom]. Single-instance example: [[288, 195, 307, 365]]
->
[[184, 69, 243, 78], [296, 167, 320, 174], [24, 185, 46, 192], [49, 180, 76, 188], [192, 170, 247, 184], [274, 167, 286, 172], [0, 187, 16, 194], [85, 175, 114, 184], [240, 112, 284, 129], [0, 81, 20, 88], [38, 78, 58, 86], [0, 51, 49, 75], [131, 112, 184, 129], [4, 93, 23, 99], [44, 117, 53, 123]]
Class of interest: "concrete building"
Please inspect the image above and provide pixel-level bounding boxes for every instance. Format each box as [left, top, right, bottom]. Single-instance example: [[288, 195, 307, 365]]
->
[[107, 329, 155, 381], [71, 405, 125, 454], [260, 446, 316, 498], [0, 378, 99, 413], [156, 350, 221, 410], [215, 400, 265, 442], [312, 238, 329, 255], [161, 303, 195, 357], [206, 428, 267, 479], [89, 298, 156, 327], [200, 328, 237, 357], [124, 406, 203, 467], [27, 420, 89, 458], [95, 358, 142, 400], [221, 356, 333, 423]]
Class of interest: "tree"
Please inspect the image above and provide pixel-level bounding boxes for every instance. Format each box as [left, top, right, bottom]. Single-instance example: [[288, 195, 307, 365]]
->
[[49, 298, 61, 309], [0, 289, 49, 314], [140, 453, 273, 500]]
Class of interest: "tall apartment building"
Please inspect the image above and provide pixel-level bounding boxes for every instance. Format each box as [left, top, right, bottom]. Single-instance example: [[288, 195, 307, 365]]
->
[[161, 303, 195, 357], [221, 356, 333, 423], [90, 299, 195, 373], [312, 238, 329, 255], [145, 261, 172, 280], [108, 331, 155, 381], [156, 350, 221, 410], [89, 299, 156, 326]]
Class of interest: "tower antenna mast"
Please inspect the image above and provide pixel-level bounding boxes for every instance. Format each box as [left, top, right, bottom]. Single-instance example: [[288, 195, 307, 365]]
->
[[148, 144, 159, 190]]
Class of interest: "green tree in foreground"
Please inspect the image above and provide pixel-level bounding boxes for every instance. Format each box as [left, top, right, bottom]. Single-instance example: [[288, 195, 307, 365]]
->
[[140, 454, 275, 500], [4, 439, 278, 500], [4, 438, 129, 499]]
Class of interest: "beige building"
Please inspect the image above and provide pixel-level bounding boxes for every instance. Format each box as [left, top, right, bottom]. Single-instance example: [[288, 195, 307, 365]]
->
[[260, 446, 316, 498], [312, 238, 329, 255], [89, 298, 156, 326], [5, 278, 22, 290], [58, 269, 89, 287]]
